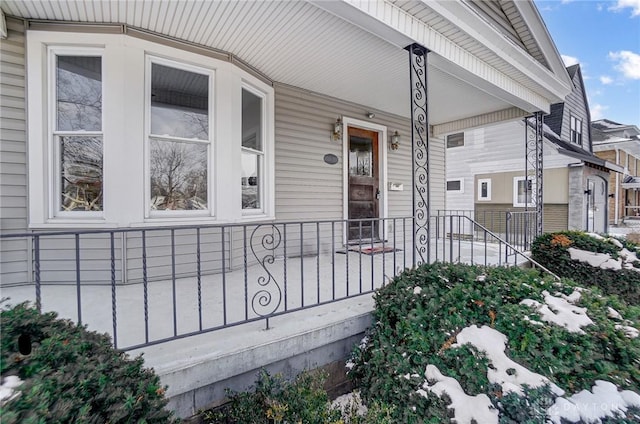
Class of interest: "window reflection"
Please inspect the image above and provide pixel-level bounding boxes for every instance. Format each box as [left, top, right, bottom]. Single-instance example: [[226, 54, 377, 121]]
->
[[242, 89, 263, 210], [149, 61, 210, 212], [150, 139, 208, 210], [60, 136, 103, 211], [150, 63, 209, 140], [57, 56, 102, 131], [349, 136, 372, 177]]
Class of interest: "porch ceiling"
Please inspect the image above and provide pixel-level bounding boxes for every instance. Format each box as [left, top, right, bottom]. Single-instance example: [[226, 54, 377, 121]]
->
[[3, 0, 558, 126]]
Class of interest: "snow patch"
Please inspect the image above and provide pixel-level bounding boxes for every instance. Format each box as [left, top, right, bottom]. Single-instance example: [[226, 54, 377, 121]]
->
[[452, 325, 564, 396], [568, 248, 622, 270], [0, 375, 23, 406], [520, 290, 593, 334], [418, 364, 498, 424], [607, 307, 623, 320], [547, 380, 640, 424], [615, 325, 639, 338]]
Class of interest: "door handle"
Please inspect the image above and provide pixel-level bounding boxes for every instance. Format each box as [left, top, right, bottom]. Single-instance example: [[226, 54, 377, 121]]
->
[[375, 188, 381, 199]]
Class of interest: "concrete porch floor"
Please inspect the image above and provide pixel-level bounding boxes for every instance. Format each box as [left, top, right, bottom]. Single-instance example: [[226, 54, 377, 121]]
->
[[1, 238, 529, 417]]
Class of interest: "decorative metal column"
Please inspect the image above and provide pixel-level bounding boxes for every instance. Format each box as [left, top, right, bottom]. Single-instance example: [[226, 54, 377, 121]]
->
[[524, 111, 544, 236], [406, 43, 430, 266]]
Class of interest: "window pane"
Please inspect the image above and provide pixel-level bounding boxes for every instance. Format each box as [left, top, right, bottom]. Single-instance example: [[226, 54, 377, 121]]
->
[[447, 180, 461, 191], [242, 151, 261, 209], [150, 139, 208, 210], [446, 133, 464, 148], [242, 89, 262, 151], [517, 179, 532, 204], [57, 56, 102, 131], [481, 182, 488, 198], [60, 136, 103, 211], [349, 136, 372, 177], [151, 63, 209, 140]]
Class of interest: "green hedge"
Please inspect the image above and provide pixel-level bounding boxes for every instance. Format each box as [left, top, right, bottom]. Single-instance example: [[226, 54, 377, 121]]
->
[[0, 303, 174, 423], [531, 231, 640, 305], [347, 263, 640, 422]]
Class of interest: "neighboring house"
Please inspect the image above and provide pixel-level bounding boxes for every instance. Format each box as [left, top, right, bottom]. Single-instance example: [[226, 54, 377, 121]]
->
[[446, 64, 621, 234], [592, 120, 640, 225], [0, 1, 572, 416]]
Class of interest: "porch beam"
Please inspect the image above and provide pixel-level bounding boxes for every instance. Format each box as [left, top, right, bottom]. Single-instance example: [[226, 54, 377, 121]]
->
[[406, 43, 430, 266], [432, 106, 528, 137]]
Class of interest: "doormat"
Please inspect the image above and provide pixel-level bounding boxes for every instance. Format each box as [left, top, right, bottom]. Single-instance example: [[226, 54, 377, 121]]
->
[[337, 245, 401, 255]]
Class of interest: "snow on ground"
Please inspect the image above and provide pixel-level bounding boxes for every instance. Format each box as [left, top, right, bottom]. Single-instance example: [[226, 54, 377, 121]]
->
[[452, 325, 564, 396], [547, 380, 640, 424], [332, 391, 368, 416], [418, 364, 499, 424], [0, 376, 23, 406], [422, 325, 640, 424], [520, 290, 593, 334], [568, 248, 622, 270]]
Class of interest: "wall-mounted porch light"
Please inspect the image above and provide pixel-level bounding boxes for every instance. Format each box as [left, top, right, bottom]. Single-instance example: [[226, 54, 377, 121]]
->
[[389, 131, 400, 150], [331, 117, 343, 142]]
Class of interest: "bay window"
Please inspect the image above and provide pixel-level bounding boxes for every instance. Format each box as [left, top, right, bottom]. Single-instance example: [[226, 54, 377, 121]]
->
[[28, 30, 274, 227]]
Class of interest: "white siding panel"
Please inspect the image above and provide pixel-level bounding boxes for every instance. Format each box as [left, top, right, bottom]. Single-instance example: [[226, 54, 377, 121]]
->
[[0, 18, 29, 286], [274, 84, 418, 224]]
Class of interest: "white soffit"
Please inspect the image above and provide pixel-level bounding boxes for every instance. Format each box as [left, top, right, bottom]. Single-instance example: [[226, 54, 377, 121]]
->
[[4, 0, 542, 123]]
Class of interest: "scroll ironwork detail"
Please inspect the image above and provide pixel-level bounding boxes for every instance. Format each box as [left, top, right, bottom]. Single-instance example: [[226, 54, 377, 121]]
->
[[250, 224, 283, 317], [524, 112, 544, 236], [406, 43, 430, 265]]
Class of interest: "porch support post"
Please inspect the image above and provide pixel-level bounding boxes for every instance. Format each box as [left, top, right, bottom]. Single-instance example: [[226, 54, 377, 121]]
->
[[525, 111, 544, 236], [405, 43, 430, 266]]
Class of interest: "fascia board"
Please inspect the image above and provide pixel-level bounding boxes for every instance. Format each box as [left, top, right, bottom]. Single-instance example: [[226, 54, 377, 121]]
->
[[429, 0, 571, 102], [312, 0, 554, 113], [512, 0, 573, 88]]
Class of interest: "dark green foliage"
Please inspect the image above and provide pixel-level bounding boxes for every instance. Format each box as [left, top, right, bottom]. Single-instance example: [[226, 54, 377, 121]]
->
[[531, 231, 640, 304], [1, 303, 174, 423], [202, 369, 396, 424], [204, 369, 342, 424], [348, 263, 640, 422], [489, 384, 556, 424]]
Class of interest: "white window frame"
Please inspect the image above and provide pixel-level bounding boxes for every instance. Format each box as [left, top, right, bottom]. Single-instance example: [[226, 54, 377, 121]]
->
[[446, 178, 464, 193], [27, 30, 275, 229], [513, 176, 535, 208], [241, 83, 267, 216], [145, 55, 214, 218], [477, 178, 491, 201], [48, 46, 105, 219], [570, 115, 583, 146]]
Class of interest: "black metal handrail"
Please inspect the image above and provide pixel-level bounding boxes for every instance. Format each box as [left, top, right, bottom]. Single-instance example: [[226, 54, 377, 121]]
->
[[1, 214, 549, 350]]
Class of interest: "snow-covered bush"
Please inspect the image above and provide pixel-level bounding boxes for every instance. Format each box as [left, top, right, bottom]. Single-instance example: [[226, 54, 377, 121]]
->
[[532, 231, 640, 304], [347, 263, 640, 423]]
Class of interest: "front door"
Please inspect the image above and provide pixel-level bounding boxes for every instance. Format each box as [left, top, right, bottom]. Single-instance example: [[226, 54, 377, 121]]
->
[[348, 127, 379, 241], [586, 177, 606, 233]]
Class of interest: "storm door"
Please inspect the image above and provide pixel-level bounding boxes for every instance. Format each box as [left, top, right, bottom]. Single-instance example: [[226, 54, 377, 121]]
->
[[586, 177, 606, 233], [348, 127, 380, 241]]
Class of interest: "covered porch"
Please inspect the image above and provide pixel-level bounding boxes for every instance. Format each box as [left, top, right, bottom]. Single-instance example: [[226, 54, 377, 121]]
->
[[0, 0, 571, 417]]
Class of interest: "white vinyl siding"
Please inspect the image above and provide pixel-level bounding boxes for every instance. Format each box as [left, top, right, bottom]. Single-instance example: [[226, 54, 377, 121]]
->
[[0, 17, 30, 285]]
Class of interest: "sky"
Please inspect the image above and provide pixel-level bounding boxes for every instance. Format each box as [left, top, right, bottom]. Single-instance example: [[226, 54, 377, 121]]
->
[[534, 0, 640, 127]]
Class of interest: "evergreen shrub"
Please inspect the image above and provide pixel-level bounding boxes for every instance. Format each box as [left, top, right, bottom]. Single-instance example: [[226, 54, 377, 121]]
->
[[531, 231, 640, 304], [0, 303, 174, 423], [347, 263, 640, 422]]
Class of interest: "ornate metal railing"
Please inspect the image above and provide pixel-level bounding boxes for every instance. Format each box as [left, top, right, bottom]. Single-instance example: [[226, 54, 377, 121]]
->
[[0, 214, 546, 350]]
